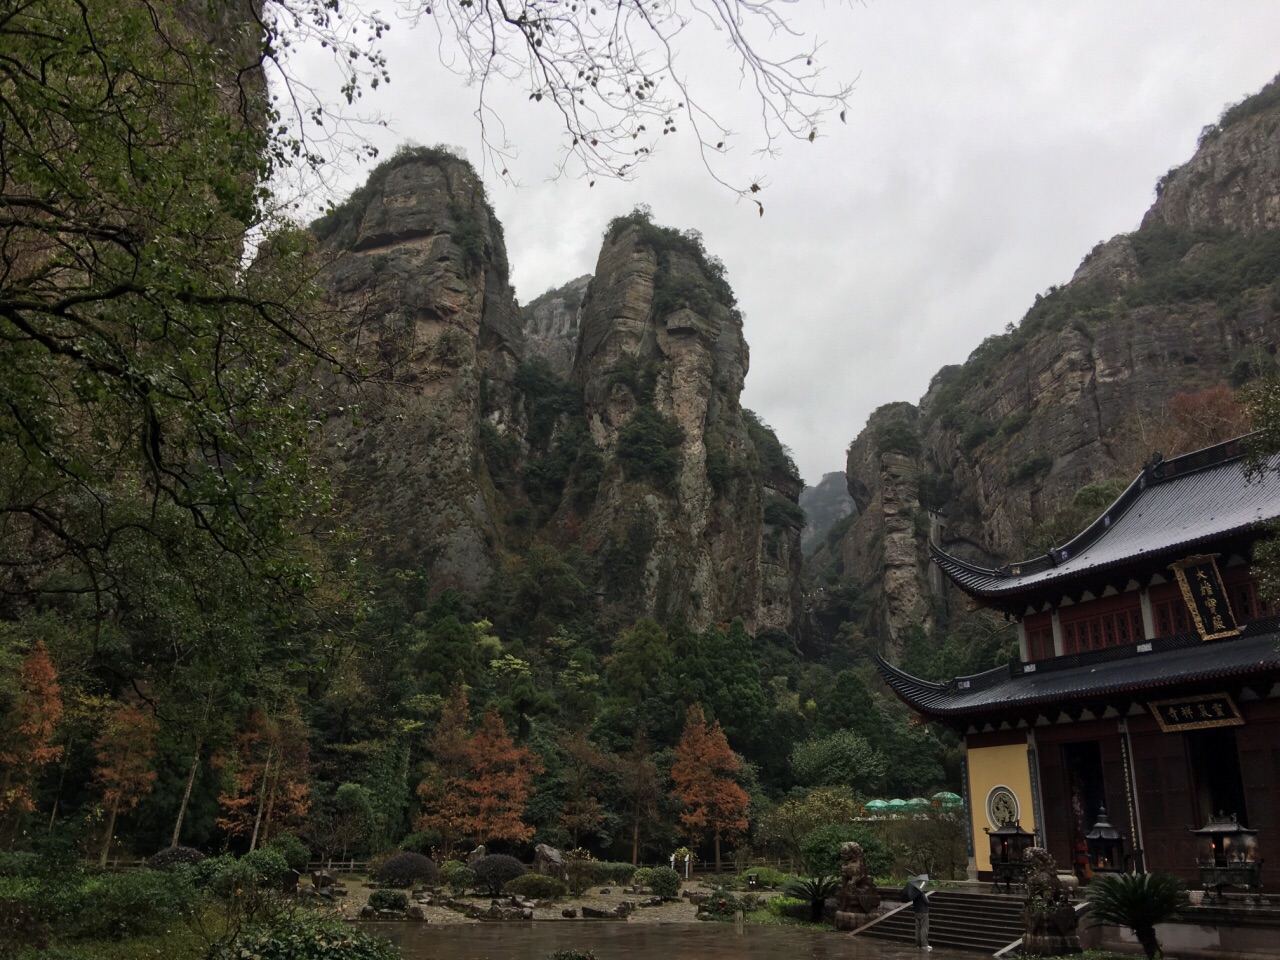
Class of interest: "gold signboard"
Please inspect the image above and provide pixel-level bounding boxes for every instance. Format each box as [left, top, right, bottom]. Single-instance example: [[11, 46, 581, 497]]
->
[[1169, 554, 1239, 641], [1149, 693, 1244, 733]]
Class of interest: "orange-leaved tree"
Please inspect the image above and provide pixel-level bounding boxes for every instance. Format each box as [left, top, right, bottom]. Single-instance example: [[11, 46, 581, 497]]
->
[[463, 707, 543, 845], [672, 704, 749, 874], [0, 642, 63, 827], [417, 689, 542, 852], [94, 697, 158, 866], [416, 686, 474, 856], [215, 704, 311, 850]]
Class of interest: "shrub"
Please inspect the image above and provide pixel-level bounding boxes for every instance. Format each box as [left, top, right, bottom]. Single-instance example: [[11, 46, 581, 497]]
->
[[368, 889, 409, 912], [0, 853, 42, 878], [266, 834, 310, 873], [766, 895, 807, 920], [763, 496, 806, 530], [206, 914, 399, 960], [194, 849, 291, 897], [616, 406, 684, 489], [71, 869, 200, 941], [630, 867, 653, 888], [646, 866, 682, 899], [784, 875, 839, 923], [472, 855, 526, 896], [504, 874, 568, 899], [800, 824, 893, 878], [399, 830, 441, 855], [147, 845, 207, 871], [439, 860, 475, 897], [563, 858, 596, 896], [1008, 451, 1053, 485], [375, 852, 438, 889], [596, 862, 639, 885], [700, 889, 745, 920], [739, 866, 788, 889]]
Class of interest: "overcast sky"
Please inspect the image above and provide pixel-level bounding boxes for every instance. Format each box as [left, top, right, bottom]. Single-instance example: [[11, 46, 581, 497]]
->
[[291, 2, 1280, 487]]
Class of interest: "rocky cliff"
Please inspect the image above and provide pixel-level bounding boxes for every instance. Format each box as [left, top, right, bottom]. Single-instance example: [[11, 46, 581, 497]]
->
[[313, 148, 524, 590], [523, 275, 590, 378], [566, 214, 803, 631], [313, 166, 802, 633], [820, 72, 1280, 660], [799, 472, 857, 557]]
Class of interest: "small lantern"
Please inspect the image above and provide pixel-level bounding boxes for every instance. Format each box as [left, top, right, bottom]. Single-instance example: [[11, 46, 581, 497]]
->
[[1085, 805, 1127, 873], [1190, 812, 1262, 903], [984, 819, 1036, 892]]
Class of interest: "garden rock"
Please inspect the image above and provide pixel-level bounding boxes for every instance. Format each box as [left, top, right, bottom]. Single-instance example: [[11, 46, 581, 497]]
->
[[684, 892, 709, 905], [283, 869, 300, 894], [406, 905, 428, 921], [360, 905, 377, 919], [562, 908, 578, 918], [639, 897, 663, 908], [534, 843, 566, 880], [466, 845, 487, 866], [600, 888, 611, 895], [312, 870, 335, 889]]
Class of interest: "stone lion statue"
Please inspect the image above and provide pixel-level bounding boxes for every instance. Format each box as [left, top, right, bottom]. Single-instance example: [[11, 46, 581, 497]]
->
[[834, 841, 881, 930], [1021, 846, 1081, 955]]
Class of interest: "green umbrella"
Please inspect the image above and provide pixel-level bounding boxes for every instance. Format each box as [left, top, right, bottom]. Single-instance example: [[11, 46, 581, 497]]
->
[[932, 791, 963, 809], [864, 799, 889, 816], [886, 798, 909, 814], [907, 797, 930, 812]]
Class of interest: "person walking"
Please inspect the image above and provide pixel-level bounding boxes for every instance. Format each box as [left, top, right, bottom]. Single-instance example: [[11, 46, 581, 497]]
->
[[905, 874, 931, 951]]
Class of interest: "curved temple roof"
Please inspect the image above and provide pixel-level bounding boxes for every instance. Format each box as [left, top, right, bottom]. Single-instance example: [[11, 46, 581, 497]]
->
[[930, 437, 1280, 599], [875, 616, 1280, 725]]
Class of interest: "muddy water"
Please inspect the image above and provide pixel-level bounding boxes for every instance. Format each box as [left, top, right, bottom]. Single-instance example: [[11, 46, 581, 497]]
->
[[368, 921, 966, 960]]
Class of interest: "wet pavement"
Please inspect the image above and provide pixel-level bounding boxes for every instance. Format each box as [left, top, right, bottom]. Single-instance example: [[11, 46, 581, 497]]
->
[[369, 920, 985, 960]]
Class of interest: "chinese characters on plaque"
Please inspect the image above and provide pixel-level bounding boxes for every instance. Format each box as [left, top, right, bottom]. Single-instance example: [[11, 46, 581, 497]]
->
[[1169, 554, 1239, 641], [1148, 693, 1244, 732]]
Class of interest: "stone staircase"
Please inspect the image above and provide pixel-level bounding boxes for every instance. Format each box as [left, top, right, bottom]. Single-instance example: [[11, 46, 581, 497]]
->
[[858, 890, 1025, 954]]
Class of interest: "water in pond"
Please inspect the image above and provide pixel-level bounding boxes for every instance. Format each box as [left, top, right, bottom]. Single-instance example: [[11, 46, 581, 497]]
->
[[368, 922, 969, 960]]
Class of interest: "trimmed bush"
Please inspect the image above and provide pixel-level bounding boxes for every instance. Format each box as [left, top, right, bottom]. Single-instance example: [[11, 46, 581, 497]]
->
[[646, 866, 682, 899], [206, 914, 399, 960], [368, 889, 409, 912], [193, 849, 291, 897], [147, 845, 207, 871], [265, 833, 309, 872], [439, 860, 475, 897], [472, 854, 526, 896], [504, 873, 568, 899], [631, 867, 653, 888], [375, 852, 438, 889]]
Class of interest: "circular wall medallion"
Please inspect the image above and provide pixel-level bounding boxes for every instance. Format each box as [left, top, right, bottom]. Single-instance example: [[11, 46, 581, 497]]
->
[[986, 785, 1020, 830]]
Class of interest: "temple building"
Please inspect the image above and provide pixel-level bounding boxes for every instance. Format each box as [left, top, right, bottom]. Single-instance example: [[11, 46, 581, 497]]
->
[[877, 436, 1280, 884]]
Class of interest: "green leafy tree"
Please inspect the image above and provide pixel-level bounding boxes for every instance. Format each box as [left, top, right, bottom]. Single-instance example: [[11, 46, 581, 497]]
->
[[756, 787, 860, 866], [790, 730, 886, 795], [0, 1, 356, 619], [605, 619, 675, 708]]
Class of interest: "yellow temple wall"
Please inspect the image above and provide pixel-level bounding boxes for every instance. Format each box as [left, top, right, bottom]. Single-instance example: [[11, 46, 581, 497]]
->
[[967, 738, 1035, 851]]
